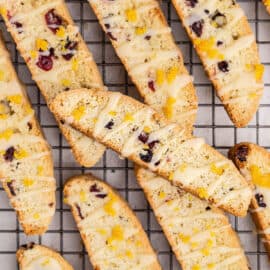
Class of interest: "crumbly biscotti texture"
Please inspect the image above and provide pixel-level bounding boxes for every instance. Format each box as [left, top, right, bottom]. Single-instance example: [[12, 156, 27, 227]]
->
[[0, 0, 106, 167], [88, 0, 198, 133], [136, 167, 250, 270], [64, 174, 162, 270], [0, 36, 55, 235], [17, 243, 73, 270], [172, 0, 264, 127], [51, 88, 252, 216], [229, 142, 270, 259], [263, 0, 270, 14]]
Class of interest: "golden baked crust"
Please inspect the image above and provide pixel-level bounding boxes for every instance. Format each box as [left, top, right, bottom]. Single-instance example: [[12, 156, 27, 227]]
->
[[51, 88, 252, 216], [0, 0, 106, 167]]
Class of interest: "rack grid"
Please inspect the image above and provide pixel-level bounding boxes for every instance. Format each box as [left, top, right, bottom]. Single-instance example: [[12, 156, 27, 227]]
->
[[0, 0, 269, 269]]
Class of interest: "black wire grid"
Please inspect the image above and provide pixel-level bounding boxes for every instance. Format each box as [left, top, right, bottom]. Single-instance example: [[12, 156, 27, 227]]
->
[[0, 0, 269, 269]]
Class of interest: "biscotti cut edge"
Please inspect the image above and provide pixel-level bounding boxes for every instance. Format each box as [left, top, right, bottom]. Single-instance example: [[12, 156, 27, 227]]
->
[[63, 174, 162, 270], [51, 88, 252, 217]]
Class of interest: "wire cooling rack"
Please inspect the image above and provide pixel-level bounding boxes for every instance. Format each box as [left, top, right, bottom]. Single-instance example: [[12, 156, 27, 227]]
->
[[0, 0, 270, 269]]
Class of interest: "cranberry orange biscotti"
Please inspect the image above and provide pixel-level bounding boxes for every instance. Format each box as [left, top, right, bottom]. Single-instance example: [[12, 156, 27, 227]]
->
[[17, 243, 73, 270], [229, 143, 270, 259], [172, 0, 264, 127], [0, 0, 106, 167], [0, 36, 55, 235], [64, 174, 162, 270], [51, 88, 252, 216], [136, 168, 250, 270], [88, 0, 198, 133]]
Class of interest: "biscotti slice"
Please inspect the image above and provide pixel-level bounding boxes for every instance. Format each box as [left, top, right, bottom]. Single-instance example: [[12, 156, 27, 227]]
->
[[17, 243, 73, 270], [64, 174, 162, 270], [229, 143, 270, 259], [88, 0, 198, 133], [263, 0, 270, 14], [172, 0, 264, 127], [0, 0, 106, 167], [51, 88, 252, 216], [0, 37, 55, 235], [136, 167, 250, 270]]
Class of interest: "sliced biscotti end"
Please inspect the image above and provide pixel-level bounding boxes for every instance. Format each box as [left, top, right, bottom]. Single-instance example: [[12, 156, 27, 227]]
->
[[0, 134, 55, 235], [229, 142, 270, 257], [135, 167, 250, 270], [17, 243, 73, 270], [64, 174, 162, 270], [172, 0, 264, 128], [52, 88, 252, 216]]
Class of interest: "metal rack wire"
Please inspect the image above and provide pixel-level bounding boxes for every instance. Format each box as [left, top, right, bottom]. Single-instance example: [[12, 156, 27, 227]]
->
[[0, 0, 269, 269]]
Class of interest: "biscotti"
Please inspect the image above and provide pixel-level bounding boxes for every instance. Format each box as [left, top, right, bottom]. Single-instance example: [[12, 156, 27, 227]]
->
[[64, 174, 162, 270], [0, 0, 106, 167], [51, 88, 252, 216], [17, 243, 73, 270], [172, 0, 264, 127], [136, 167, 250, 270], [229, 143, 270, 259], [263, 0, 270, 14], [0, 36, 55, 235], [88, 0, 198, 133]]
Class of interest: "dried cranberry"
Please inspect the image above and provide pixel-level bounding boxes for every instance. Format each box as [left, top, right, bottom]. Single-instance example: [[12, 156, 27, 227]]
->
[[49, 202, 54, 207], [205, 206, 211, 211], [139, 149, 153, 163], [185, 0, 198, 7], [255, 193, 267, 208], [96, 194, 107, 199], [191, 20, 204, 37], [236, 145, 249, 162], [217, 40, 223, 46], [90, 183, 101, 193], [145, 35, 151, 40], [154, 160, 161, 166], [4, 147, 15, 162], [138, 132, 149, 144], [49, 47, 55, 57], [148, 80, 155, 92], [75, 204, 84, 219], [148, 140, 160, 149], [62, 41, 78, 60], [12, 21, 23, 33], [211, 11, 227, 28], [45, 9, 62, 33], [104, 23, 110, 29], [21, 243, 35, 250], [27, 122, 33, 130], [36, 55, 53, 71], [218, 61, 229, 72], [7, 180, 16, 196], [107, 32, 117, 41], [105, 120, 114, 129]]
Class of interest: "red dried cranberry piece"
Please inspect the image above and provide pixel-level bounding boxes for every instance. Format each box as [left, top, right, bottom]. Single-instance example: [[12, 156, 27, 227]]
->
[[90, 183, 101, 193], [191, 20, 204, 37], [75, 204, 84, 219], [138, 132, 149, 144], [139, 149, 153, 163], [148, 80, 155, 92], [62, 41, 78, 60], [4, 146, 15, 162], [148, 140, 160, 149], [236, 145, 249, 162], [7, 180, 16, 196], [185, 0, 198, 8], [218, 61, 229, 72], [107, 32, 117, 41], [255, 193, 267, 208], [45, 9, 62, 33], [96, 194, 107, 199], [36, 55, 53, 71], [105, 120, 114, 129], [145, 35, 151, 40]]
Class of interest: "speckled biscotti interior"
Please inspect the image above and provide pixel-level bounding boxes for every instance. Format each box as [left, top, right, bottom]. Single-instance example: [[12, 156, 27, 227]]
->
[[172, 0, 264, 127], [88, 0, 198, 133], [0, 0, 106, 167], [64, 174, 162, 270], [51, 88, 252, 216], [17, 243, 74, 270], [0, 35, 55, 235], [229, 142, 270, 259], [136, 167, 250, 270]]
